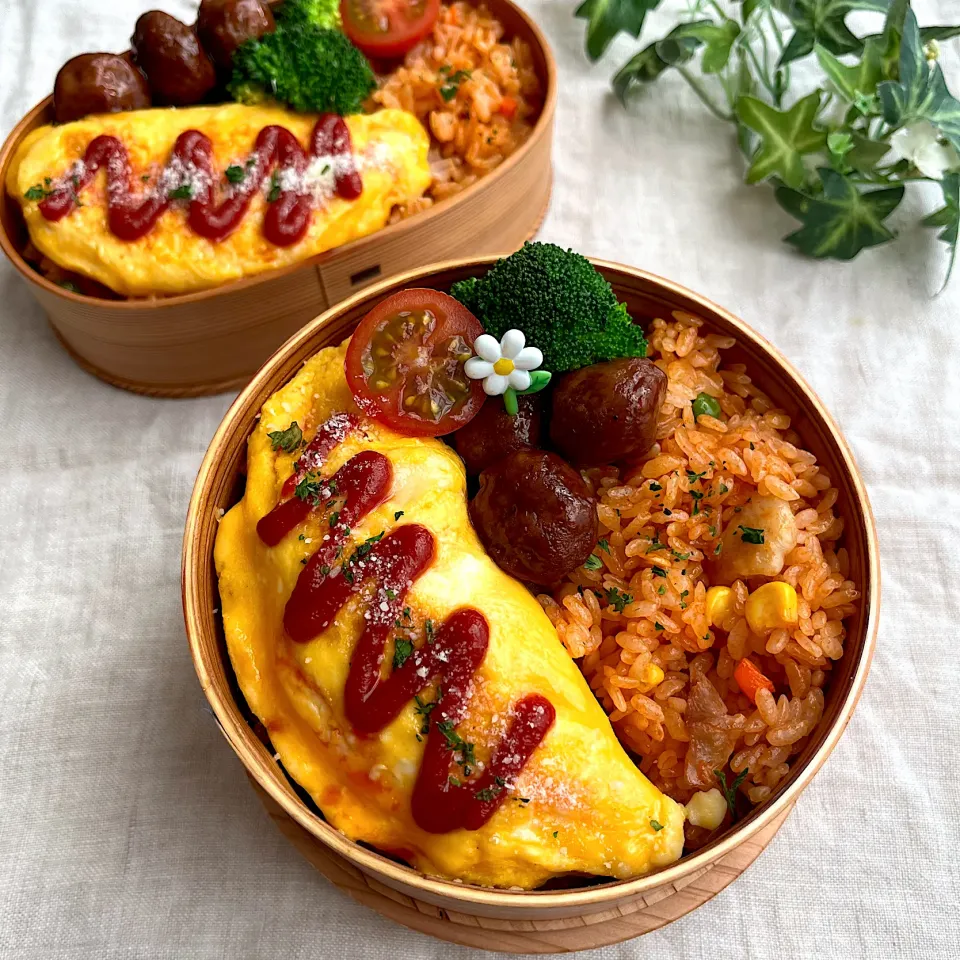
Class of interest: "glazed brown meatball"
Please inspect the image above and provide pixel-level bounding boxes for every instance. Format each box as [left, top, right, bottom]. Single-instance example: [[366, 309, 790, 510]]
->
[[453, 396, 542, 475], [550, 358, 667, 465], [196, 0, 275, 72], [53, 53, 151, 123], [469, 450, 597, 586], [131, 11, 216, 106]]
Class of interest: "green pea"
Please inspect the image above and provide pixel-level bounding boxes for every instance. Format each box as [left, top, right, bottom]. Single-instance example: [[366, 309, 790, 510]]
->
[[692, 392, 721, 420]]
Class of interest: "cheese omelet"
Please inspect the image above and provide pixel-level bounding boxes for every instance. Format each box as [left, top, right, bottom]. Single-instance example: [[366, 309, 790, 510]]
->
[[214, 342, 685, 889], [6, 104, 430, 297]]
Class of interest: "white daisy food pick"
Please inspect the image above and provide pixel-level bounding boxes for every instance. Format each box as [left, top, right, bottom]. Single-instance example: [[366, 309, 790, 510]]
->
[[464, 330, 552, 415]]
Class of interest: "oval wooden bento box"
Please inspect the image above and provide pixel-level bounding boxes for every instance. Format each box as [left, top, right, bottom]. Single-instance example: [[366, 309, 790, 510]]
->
[[0, 0, 555, 398], [182, 258, 880, 951]]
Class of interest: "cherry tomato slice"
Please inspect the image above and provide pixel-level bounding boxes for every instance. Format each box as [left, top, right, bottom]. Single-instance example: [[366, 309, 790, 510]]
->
[[339, 0, 440, 60], [345, 289, 486, 437]]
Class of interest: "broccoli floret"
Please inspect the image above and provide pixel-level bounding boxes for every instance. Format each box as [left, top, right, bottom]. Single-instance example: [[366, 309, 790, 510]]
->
[[277, 0, 340, 30], [451, 243, 647, 373], [228, 24, 374, 115]]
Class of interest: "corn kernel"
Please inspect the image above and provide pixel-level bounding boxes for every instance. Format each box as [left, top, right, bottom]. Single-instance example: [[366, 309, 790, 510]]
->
[[637, 662, 665, 692], [705, 586, 735, 628], [685, 788, 727, 830], [745, 581, 799, 633]]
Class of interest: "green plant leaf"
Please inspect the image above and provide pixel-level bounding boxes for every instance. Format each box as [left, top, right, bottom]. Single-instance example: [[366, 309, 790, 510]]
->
[[576, 0, 661, 61], [922, 171, 960, 290], [846, 132, 891, 170], [612, 21, 708, 101], [877, 8, 960, 153], [815, 40, 883, 102], [735, 91, 828, 188], [516, 370, 553, 395], [741, 0, 765, 21], [864, 23, 960, 67], [775, 168, 904, 259], [774, 0, 890, 65], [681, 19, 741, 73], [827, 131, 853, 158], [918, 26, 960, 44]]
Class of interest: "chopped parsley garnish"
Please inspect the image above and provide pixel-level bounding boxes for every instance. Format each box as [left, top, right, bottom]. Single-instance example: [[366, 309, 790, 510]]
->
[[597, 538, 610, 553], [425, 619, 436, 644], [294, 472, 326, 503], [439, 68, 471, 100], [651, 566, 666, 578], [671, 550, 690, 561], [516, 797, 531, 805], [714, 542, 723, 555], [225, 164, 246, 184], [714, 767, 750, 821], [655, 623, 664, 631], [414, 695, 436, 736], [141, 173, 151, 182], [267, 421, 303, 453], [167, 184, 193, 200], [718, 483, 730, 494], [342, 567, 354, 584], [646, 533, 666, 554], [475, 782, 504, 802], [553, 831, 559, 838], [349, 531, 384, 563], [394, 510, 404, 520], [738, 525, 765, 545], [298, 533, 306, 541], [605, 587, 633, 613], [385, 588, 396, 600], [687, 469, 707, 483], [436, 721, 476, 771], [320, 564, 330, 575], [650, 819, 664, 832], [584, 554, 603, 570], [392, 638, 413, 670], [266, 170, 281, 203], [23, 183, 51, 201], [448, 775, 462, 787], [649, 481, 662, 492], [329, 510, 340, 527], [657, 585, 666, 595]]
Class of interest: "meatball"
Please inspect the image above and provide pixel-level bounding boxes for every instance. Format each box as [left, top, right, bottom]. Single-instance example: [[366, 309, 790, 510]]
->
[[453, 396, 542, 475], [131, 11, 216, 106], [196, 0, 275, 72], [469, 450, 597, 586], [550, 357, 667, 465], [53, 53, 151, 123], [713, 495, 798, 581]]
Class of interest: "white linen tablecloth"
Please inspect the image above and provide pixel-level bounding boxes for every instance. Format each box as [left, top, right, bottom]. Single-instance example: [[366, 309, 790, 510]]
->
[[1, 1, 957, 957]]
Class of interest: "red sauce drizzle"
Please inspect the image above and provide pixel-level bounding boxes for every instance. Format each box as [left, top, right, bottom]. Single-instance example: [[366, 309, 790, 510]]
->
[[38, 115, 362, 247], [257, 413, 359, 546], [274, 419, 555, 834]]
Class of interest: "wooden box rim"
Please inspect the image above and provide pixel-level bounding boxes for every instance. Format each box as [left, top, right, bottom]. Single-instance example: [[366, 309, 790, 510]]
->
[[182, 256, 880, 914], [0, 0, 557, 310]]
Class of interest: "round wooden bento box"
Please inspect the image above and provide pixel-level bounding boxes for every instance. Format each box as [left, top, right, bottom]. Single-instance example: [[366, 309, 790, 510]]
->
[[183, 258, 880, 953], [0, 0, 555, 398]]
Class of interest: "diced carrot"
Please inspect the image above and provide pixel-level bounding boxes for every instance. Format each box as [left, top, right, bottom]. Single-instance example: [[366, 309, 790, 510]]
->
[[499, 96, 518, 120], [734, 657, 775, 704]]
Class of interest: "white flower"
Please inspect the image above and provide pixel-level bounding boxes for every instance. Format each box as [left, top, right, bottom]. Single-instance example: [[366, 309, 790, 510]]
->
[[464, 330, 543, 397], [889, 121, 958, 180]]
